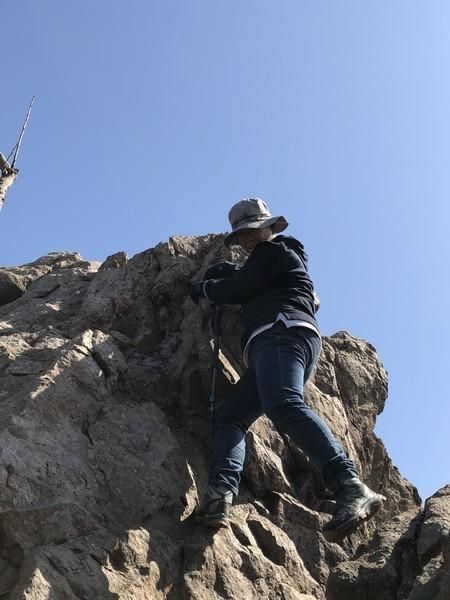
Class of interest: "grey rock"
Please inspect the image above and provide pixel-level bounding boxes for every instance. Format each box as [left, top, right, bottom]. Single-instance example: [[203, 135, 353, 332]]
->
[[0, 271, 27, 306], [0, 235, 446, 599], [99, 251, 128, 271]]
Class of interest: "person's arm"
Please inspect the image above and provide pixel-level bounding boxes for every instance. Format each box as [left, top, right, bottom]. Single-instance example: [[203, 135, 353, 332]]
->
[[204, 261, 241, 280], [203, 241, 286, 305]]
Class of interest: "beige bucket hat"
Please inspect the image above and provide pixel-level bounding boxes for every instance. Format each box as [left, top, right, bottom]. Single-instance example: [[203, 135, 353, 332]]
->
[[224, 198, 288, 247]]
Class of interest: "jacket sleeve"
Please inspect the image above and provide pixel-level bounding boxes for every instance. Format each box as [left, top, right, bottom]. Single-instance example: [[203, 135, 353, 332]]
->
[[204, 261, 241, 280], [203, 240, 286, 304]]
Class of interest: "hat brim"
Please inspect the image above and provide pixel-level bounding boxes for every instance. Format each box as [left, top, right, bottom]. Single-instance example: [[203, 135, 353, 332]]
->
[[224, 216, 288, 247]]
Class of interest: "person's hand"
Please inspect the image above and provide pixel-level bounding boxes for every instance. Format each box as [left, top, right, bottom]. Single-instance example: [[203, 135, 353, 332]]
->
[[204, 261, 240, 280], [190, 281, 204, 304], [313, 291, 320, 312]]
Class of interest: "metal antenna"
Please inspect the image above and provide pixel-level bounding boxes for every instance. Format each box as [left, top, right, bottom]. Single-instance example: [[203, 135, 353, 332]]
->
[[1, 96, 36, 212], [10, 95, 36, 169]]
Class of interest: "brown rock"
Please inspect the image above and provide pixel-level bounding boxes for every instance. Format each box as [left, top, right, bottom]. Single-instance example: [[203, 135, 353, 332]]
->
[[0, 235, 446, 599], [409, 486, 450, 600]]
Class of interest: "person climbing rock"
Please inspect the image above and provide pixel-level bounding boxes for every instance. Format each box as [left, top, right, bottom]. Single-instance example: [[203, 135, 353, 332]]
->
[[190, 198, 385, 542]]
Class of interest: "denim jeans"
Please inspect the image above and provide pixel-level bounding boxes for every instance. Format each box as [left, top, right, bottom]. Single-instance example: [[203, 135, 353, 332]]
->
[[210, 321, 358, 496]]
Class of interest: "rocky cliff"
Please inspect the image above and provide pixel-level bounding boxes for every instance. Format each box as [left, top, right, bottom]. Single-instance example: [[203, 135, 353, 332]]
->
[[0, 236, 448, 600]]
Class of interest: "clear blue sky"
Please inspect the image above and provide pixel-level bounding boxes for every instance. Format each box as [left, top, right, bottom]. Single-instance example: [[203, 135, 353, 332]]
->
[[2, 1, 449, 501]]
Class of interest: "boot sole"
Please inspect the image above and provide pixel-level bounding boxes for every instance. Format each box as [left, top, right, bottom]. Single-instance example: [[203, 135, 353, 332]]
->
[[195, 513, 230, 529], [323, 494, 385, 542]]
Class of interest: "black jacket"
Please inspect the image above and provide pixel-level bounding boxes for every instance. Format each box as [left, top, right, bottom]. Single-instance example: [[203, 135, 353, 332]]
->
[[204, 235, 320, 348]]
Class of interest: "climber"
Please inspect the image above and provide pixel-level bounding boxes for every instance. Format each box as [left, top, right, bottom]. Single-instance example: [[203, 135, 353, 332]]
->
[[190, 198, 386, 542]]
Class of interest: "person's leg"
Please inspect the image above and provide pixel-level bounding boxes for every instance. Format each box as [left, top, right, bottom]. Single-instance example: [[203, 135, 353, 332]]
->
[[250, 323, 357, 486], [209, 366, 262, 494], [196, 367, 262, 527], [250, 322, 385, 540]]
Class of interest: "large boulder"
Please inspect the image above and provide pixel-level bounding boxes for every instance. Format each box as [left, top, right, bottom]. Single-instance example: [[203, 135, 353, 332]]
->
[[0, 252, 99, 307], [0, 236, 444, 599]]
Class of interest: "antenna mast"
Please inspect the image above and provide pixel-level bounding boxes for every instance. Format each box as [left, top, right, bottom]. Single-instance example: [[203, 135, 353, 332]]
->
[[0, 95, 35, 212]]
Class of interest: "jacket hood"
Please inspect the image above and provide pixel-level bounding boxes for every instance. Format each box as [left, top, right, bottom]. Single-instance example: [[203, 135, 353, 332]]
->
[[274, 235, 309, 266]]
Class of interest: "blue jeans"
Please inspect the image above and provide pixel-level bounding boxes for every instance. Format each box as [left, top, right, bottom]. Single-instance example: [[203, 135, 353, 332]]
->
[[210, 321, 358, 496]]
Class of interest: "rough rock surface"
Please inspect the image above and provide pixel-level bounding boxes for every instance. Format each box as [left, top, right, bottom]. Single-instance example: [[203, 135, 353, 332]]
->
[[0, 236, 447, 599]]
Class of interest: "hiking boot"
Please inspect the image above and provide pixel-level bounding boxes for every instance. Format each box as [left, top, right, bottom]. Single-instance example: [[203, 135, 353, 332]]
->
[[323, 476, 386, 542], [195, 484, 234, 528]]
